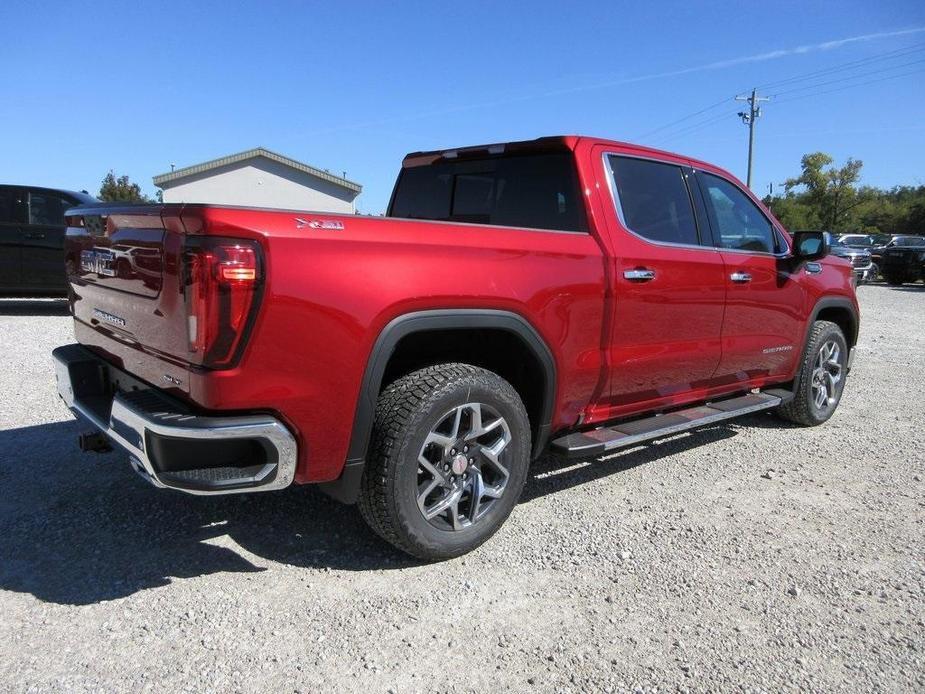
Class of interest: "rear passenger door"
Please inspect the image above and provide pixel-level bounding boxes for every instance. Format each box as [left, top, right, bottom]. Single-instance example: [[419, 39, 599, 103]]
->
[[0, 186, 25, 289], [694, 171, 805, 381], [22, 189, 71, 289], [598, 151, 727, 411]]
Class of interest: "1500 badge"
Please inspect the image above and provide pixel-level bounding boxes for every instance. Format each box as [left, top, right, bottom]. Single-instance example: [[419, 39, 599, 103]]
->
[[92, 308, 126, 327]]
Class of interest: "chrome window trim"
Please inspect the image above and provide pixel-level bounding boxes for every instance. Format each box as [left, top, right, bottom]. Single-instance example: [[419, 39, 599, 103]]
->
[[692, 168, 791, 259], [601, 151, 717, 253]]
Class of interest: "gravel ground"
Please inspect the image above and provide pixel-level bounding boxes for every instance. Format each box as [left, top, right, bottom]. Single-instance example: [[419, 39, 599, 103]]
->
[[0, 285, 923, 693]]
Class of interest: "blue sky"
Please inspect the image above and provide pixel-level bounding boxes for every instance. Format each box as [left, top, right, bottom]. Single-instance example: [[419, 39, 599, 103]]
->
[[1, 0, 923, 213]]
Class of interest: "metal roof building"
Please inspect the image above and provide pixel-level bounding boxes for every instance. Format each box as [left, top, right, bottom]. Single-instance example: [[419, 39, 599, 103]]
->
[[153, 147, 362, 213]]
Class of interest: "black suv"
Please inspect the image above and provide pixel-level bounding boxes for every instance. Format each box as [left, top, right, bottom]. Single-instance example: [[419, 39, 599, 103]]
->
[[0, 185, 97, 294], [876, 235, 925, 286]]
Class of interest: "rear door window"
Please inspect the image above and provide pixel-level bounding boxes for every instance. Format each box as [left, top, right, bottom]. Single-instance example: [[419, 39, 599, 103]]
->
[[0, 187, 26, 224], [698, 173, 778, 254], [607, 155, 700, 246], [0, 189, 13, 224]]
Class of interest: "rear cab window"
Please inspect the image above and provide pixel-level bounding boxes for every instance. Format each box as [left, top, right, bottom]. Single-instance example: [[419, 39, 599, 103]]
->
[[388, 153, 588, 233]]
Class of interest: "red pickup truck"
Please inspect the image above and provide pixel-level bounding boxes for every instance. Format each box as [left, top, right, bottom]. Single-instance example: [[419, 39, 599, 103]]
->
[[54, 135, 859, 559]]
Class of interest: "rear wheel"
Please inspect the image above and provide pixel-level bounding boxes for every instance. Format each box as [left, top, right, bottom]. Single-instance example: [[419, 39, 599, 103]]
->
[[776, 320, 848, 426], [358, 363, 530, 560]]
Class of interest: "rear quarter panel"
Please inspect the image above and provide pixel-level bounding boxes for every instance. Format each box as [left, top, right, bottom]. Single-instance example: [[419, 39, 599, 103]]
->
[[188, 208, 607, 483]]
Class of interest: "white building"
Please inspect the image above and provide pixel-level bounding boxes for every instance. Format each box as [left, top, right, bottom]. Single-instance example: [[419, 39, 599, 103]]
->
[[153, 147, 362, 213]]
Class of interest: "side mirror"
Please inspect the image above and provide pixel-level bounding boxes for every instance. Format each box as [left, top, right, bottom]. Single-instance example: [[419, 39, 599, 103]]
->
[[792, 231, 829, 261]]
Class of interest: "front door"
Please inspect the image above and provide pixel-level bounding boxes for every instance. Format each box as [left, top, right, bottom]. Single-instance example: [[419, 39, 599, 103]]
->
[[22, 189, 70, 289], [596, 150, 727, 416], [694, 171, 806, 382]]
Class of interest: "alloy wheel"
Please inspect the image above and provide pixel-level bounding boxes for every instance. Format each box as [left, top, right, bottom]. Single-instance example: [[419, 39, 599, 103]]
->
[[416, 402, 512, 531], [811, 339, 843, 410]]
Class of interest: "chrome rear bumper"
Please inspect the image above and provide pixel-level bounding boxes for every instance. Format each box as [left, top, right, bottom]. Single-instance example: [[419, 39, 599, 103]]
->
[[53, 344, 297, 495]]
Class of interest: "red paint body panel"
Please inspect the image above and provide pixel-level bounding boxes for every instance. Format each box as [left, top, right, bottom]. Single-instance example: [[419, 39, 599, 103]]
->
[[63, 135, 859, 486]]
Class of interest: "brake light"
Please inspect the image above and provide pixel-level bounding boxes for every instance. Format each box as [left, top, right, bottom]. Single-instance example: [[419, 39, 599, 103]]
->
[[183, 238, 263, 368]]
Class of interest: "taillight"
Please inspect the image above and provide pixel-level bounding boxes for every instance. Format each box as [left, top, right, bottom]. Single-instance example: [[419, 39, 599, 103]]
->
[[183, 237, 263, 368]]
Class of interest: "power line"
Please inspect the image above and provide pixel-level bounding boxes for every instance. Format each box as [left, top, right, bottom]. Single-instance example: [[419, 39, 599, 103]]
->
[[632, 97, 733, 141], [632, 43, 925, 146], [631, 41, 924, 179], [771, 57, 925, 97], [774, 66, 925, 105], [651, 107, 741, 145], [651, 66, 922, 151], [757, 41, 925, 90]]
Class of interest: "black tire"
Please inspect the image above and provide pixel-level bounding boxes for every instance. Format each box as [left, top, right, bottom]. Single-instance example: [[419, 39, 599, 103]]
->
[[776, 320, 848, 427], [358, 363, 531, 560]]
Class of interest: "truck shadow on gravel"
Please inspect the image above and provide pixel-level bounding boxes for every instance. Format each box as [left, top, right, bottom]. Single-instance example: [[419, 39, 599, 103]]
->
[[0, 417, 749, 605]]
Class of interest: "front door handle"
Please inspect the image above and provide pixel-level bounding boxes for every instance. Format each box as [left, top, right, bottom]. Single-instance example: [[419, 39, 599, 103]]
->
[[25, 231, 46, 240], [623, 268, 656, 282], [730, 271, 752, 283]]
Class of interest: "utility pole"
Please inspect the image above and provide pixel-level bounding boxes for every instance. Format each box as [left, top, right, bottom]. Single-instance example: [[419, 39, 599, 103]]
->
[[736, 88, 770, 189]]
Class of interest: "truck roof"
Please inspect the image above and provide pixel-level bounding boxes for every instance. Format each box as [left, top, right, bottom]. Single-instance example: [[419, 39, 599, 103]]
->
[[401, 135, 714, 170]]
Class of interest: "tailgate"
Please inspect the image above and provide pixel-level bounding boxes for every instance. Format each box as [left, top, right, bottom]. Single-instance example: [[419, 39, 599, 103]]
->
[[64, 204, 192, 393]]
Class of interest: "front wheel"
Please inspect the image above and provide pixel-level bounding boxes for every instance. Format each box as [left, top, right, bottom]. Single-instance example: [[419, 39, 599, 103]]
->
[[884, 271, 906, 286], [358, 363, 531, 560], [776, 320, 848, 426]]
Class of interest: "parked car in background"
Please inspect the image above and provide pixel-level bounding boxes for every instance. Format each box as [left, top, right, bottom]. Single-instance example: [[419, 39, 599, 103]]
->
[[870, 235, 921, 271], [875, 235, 925, 285], [829, 237, 875, 282], [0, 185, 97, 294], [838, 233, 890, 249]]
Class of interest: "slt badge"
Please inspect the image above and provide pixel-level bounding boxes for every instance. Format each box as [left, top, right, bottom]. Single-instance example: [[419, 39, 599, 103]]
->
[[295, 218, 344, 231]]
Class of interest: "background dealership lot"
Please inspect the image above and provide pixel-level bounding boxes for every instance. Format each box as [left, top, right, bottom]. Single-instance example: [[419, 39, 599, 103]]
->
[[0, 284, 921, 692]]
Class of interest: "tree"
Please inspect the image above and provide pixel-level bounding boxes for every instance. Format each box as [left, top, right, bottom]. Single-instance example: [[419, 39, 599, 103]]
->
[[765, 193, 817, 232], [98, 171, 151, 202], [784, 153, 863, 231], [767, 153, 925, 234]]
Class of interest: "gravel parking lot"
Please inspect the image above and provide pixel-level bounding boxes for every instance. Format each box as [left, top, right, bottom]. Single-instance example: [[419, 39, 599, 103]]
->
[[0, 284, 923, 692]]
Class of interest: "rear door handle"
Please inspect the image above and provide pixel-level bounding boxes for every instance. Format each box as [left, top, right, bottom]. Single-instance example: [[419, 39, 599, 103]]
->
[[730, 271, 752, 283], [25, 232, 46, 239], [623, 268, 656, 282]]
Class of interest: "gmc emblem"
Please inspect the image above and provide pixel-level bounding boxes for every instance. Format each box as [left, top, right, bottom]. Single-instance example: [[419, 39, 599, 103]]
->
[[80, 248, 116, 277]]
